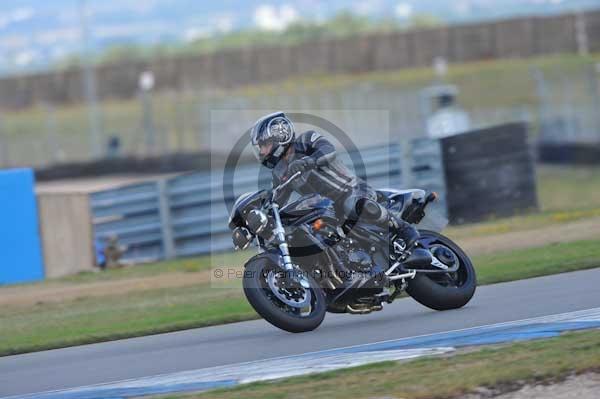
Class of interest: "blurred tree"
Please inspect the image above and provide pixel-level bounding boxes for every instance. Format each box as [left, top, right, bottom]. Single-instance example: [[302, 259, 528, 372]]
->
[[408, 14, 444, 29], [378, 17, 403, 32], [98, 45, 147, 64], [55, 54, 82, 69], [283, 21, 327, 43], [323, 11, 373, 36], [54, 11, 446, 68]]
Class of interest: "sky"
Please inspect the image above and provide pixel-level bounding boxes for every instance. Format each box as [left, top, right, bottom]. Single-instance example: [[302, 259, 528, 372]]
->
[[0, 0, 596, 74]]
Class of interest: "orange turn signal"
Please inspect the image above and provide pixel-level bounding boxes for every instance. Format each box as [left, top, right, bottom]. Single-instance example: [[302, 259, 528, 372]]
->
[[312, 218, 325, 231]]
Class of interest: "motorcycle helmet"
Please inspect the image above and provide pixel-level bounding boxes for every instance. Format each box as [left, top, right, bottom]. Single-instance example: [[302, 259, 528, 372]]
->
[[250, 112, 295, 169]]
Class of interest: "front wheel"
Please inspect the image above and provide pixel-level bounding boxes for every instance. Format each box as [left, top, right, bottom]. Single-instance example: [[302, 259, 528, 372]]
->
[[406, 230, 477, 311], [243, 255, 327, 333]]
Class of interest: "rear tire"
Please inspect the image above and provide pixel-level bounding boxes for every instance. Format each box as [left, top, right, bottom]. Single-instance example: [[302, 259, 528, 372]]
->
[[243, 255, 327, 333], [407, 230, 476, 311]]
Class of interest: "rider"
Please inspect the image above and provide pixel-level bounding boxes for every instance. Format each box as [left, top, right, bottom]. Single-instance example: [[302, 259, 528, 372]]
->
[[250, 112, 420, 256]]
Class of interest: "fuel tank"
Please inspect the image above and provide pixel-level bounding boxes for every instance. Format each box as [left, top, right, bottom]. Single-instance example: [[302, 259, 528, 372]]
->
[[280, 193, 336, 223]]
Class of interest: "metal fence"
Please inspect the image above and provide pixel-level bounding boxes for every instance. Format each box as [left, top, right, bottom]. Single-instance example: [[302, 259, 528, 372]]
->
[[90, 140, 446, 263], [2, 81, 535, 169], [534, 63, 600, 145]]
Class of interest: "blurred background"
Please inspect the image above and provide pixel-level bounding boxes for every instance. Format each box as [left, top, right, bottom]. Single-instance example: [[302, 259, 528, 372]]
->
[[4, 2, 600, 382], [0, 0, 598, 170], [1, 0, 600, 277]]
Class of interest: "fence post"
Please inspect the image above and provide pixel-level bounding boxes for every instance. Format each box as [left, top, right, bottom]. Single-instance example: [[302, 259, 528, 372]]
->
[[399, 138, 412, 188], [157, 179, 176, 259], [575, 10, 589, 56]]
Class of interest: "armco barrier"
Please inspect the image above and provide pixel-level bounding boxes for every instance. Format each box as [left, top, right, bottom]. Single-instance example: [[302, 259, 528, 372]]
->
[[90, 141, 447, 264], [0, 169, 45, 284]]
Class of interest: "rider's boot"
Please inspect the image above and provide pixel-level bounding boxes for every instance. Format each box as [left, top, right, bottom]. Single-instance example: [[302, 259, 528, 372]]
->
[[388, 210, 435, 268], [388, 210, 420, 251]]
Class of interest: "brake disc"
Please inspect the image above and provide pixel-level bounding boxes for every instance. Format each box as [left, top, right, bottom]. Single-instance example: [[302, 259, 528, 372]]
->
[[430, 244, 460, 269], [267, 271, 312, 308]]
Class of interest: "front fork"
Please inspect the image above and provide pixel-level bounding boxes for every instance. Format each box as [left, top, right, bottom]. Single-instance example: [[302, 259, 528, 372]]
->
[[271, 203, 310, 289]]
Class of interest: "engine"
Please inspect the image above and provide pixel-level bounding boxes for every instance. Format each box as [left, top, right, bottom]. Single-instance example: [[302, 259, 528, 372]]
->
[[331, 233, 394, 282], [336, 238, 374, 274], [345, 248, 372, 273]]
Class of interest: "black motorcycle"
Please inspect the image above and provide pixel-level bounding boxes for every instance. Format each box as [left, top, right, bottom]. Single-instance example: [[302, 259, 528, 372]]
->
[[228, 171, 476, 333]]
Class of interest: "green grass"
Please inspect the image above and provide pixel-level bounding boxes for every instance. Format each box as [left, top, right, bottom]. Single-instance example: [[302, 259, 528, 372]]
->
[[1, 239, 600, 357], [538, 165, 600, 212], [476, 240, 600, 285], [445, 207, 600, 239], [238, 53, 600, 110], [164, 329, 600, 399], [56, 250, 249, 284], [446, 164, 600, 239], [0, 284, 254, 357]]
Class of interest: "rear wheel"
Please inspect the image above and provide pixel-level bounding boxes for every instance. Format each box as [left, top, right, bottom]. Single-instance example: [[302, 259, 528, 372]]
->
[[406, 230, 476, 311], [243, 255, 326, 333]]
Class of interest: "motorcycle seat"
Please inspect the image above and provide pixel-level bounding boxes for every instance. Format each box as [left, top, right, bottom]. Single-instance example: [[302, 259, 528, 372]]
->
[[376, 188, 425, 211], [377, 188, 425, 197]]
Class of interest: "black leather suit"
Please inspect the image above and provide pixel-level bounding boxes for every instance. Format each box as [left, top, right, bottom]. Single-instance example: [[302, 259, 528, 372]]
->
[[272, 131, 385, 225]]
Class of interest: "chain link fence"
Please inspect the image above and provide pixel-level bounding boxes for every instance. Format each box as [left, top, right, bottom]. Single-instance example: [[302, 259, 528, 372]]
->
[[534, 62, 600, 145], [0, 81, 540, 169]]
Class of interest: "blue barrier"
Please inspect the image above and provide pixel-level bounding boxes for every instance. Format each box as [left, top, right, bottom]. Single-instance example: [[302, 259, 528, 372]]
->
[[0, 169, 45, 285]]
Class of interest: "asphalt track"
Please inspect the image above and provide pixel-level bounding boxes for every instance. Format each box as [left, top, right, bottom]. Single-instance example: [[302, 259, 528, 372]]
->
[[2, 268, 600, 398]]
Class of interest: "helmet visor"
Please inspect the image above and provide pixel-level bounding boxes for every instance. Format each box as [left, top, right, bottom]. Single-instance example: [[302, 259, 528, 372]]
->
[[252, 138, 276, 163]]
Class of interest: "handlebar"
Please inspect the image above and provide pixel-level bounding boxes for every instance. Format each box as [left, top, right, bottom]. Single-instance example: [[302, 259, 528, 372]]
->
[[316, 153, 335, 167], [270, 153, 334, 201], [271, 171, 301, 201]]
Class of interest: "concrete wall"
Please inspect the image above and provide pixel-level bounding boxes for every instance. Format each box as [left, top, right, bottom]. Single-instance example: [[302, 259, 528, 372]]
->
[[37, 192, 95, 278], [1, 10, 598, 110]]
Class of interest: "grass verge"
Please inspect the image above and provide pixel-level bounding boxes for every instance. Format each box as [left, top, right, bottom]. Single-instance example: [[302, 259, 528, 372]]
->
[[1, 239, 600, 357], [446, 164, 600, 239], [475, 240, 600, 285], [57, 250, 249, 284], [164, 329, 600, 399]]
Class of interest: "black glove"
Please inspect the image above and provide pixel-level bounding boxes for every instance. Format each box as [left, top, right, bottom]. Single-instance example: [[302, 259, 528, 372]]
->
[[288, 156, 316, 175]]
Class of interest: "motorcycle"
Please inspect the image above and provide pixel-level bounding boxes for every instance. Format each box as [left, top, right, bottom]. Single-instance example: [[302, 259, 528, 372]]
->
[[228, 170, 476, 333]]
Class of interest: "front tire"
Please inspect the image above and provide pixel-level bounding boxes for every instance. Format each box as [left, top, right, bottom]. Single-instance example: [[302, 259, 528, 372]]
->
[[243, 255, 327, 333], [407, 230, 477, 311]]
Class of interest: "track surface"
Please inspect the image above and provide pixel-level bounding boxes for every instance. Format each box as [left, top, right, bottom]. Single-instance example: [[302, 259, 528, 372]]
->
[[2, 268, 600, 397]]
